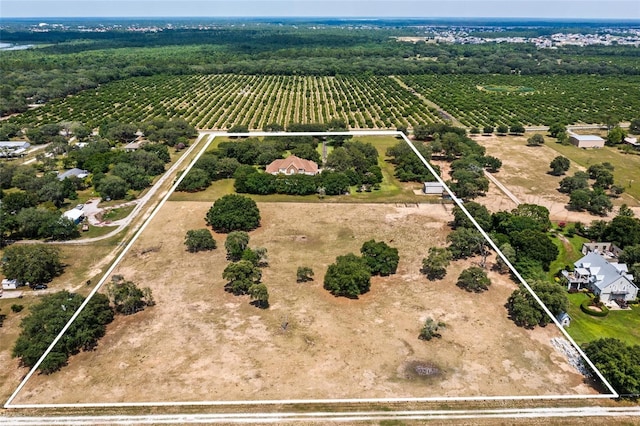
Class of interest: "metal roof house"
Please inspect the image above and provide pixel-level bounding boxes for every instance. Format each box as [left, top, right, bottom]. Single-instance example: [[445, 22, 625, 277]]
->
[[0, 141, 30, 157], [57, 168, 89, 181], [62, 208, 85, 224], [562, 252, 638, 303]]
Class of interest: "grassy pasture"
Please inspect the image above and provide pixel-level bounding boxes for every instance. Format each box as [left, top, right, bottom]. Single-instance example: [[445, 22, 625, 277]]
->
[[11, 201, 597, 404], [547, 142, 640, 202]]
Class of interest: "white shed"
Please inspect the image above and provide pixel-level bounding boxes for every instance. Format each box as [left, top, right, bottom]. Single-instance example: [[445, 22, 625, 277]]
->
[[423, 182, 444, 195]]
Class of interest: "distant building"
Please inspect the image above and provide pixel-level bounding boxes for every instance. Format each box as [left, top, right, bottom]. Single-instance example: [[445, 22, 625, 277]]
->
[[265, 155, 319, 176], [423, 182, 445, 195], [624, 136, 639, 149], [124, 141, 142, 152], [57, 168, 89, 181], [568, 133, 604, 149], [0, 141, 30, 157]]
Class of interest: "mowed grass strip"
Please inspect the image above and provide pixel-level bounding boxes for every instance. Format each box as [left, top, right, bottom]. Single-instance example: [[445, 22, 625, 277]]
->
[[566, 293, 640, 346]]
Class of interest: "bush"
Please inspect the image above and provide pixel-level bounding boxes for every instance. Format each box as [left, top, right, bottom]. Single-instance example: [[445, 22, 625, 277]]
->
[[456, 267, 491, 292], [184, 229, 217, 252], [419, 317, 446, 341], [296, 266, 314, 283], [206, 194, 260, 233], [11, 304, 24, 313], [580, 299, 609, 317]]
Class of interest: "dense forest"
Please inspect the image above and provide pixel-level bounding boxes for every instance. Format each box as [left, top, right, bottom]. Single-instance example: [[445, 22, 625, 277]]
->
[[1, 24, 639, 119]]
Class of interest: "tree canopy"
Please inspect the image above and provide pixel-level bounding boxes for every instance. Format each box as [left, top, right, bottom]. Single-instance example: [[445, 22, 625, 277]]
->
[[12, 291, 114, 374], [184, 229, 217, 252], [583, 338, 640, 395], [506, 281, 568, 328], [421, 247, 452, 280], [456, 267, 491, 292], [206, 194, 261, 233], [323, 253, 372, 298], [360, 240, 399, 276], [2, 244, 63, 285]]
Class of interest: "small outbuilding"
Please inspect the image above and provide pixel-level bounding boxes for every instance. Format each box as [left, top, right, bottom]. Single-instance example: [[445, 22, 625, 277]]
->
[[556, 312, 571, 328], [2, 279, 20, 290], [423, 182, 444, 195], [569, 133, 604, 149]]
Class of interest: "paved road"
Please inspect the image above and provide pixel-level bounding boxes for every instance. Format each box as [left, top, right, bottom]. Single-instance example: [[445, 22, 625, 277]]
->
[[2, 406, 639, 424], [58, 132, 209, 244]]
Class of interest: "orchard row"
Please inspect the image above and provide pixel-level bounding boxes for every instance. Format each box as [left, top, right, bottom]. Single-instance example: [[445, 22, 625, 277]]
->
[[10, 73, 639, 130]]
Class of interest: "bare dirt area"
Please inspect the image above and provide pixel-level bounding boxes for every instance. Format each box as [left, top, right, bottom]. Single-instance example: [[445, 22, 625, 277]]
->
[[475, 134, 623, 221], [13, 201, 597, 404]]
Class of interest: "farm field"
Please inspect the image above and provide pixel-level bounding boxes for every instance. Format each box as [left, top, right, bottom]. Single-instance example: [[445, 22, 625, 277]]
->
[[11, 201, 599, 405], [9, 74, 443, 130], [8, 73, 640, 131], [474, 135, 640, 221], [399, 74, 640, 128]]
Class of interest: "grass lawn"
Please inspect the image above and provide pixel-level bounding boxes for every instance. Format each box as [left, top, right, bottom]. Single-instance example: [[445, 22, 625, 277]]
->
[[547, 142, 640, 203], [101, 205, 135, 222], [171, 136, 429, 203], [547, 232, 588, 281], [78, 224, 118, 239], [566, 292, 640, 346]]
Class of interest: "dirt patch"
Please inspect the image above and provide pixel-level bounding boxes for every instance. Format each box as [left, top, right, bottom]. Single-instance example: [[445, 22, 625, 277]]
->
[[12, 202, 597, 404], [474, 135, 618, 222]]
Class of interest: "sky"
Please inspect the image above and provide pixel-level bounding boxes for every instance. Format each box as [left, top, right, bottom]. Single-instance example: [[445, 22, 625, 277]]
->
[[1, 0, 639, 20]]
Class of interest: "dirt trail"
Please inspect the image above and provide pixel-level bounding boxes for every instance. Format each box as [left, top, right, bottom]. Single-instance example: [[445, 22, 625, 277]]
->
[[390, 76, 464, 127]]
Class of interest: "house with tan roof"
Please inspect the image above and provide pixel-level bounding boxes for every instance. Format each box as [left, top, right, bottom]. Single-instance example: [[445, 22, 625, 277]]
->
[[265, 155, 319, 176]]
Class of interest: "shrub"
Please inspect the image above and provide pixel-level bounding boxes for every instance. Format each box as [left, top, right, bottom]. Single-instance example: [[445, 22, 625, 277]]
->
[[296, 266, 314, 283], [419, 317, 446, 341], [184, 229, 217, 252], [11, 304, 24, 313], [580, 299, 609, 317]]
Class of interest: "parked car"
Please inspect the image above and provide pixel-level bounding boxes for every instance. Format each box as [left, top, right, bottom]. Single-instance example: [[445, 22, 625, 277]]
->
[[75, 204, 84, 210], [33, 284, 48, 290]]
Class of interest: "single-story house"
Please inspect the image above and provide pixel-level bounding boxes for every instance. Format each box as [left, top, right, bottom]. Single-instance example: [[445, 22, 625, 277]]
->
[[124, 141, 142, 152], [581, 242, 622, 262], [423, 182, 445, 195], [57, 168, 89, 181], [568, 133, 605, 149], [62, 208, 85, 224], [265, 155, 319, 176], [2, 279, 20, 290], [562, 252, 638, 303], [624, 136, 639, 149], [0, 141, 30, 157], [556, 312, 571, 328]]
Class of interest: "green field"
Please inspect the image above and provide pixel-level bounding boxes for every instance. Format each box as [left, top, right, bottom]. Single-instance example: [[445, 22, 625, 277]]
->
[[548, 232, 588, 281], [566, 293, 640, 346], [8, 73, 640, 131], [400, 74, 640, 127]]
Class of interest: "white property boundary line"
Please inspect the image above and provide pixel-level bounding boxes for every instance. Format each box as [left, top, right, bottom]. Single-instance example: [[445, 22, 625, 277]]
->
[[5, 130, 617, 410]]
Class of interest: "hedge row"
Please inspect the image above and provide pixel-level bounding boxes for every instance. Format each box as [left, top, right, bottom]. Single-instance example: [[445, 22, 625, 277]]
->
[[580, 299, 609, 317]]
